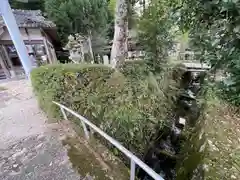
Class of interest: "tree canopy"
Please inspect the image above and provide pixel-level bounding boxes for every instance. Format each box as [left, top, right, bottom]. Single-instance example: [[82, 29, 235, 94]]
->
[[45, 0, 109, 43], [180, 0, 240, 69], [179, 0, 240, 105], [138, 0, 176, 72]]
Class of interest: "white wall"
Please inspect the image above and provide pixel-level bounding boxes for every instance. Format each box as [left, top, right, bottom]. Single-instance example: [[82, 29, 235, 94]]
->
[[1, 28, 43, 41]]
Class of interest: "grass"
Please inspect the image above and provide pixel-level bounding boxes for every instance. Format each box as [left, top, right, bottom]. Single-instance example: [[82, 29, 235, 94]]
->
[[204, 97, 240, 179], [177, 92, 240, 179]]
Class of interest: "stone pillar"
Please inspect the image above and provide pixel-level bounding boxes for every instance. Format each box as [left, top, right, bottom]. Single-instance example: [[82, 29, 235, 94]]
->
[[103, 55, 109, 65]]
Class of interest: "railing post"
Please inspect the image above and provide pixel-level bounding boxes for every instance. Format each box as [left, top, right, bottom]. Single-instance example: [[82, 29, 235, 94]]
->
[[80, 120, 90, 140], [130, 159, 136, 180], [60, 107, 68, 120], [60, 106, 89, 140]]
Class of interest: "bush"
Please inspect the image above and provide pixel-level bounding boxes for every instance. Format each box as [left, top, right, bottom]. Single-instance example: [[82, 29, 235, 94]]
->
[[217, 80, 240, 107], [31, 63, 174, 158], [119, 60, 149, 79], [31, 63, 114, 118]]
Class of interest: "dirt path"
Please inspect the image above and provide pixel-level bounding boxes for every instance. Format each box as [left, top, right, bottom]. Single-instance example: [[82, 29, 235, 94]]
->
[[0, 80, 82, 180]]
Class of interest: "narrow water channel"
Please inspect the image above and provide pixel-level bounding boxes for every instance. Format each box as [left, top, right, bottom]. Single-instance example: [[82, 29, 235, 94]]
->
[[138, 70, 204, 180]]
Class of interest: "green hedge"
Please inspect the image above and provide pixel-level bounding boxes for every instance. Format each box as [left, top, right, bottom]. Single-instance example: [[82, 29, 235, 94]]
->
[[31, 63, 173, 157], [31, 63, 114, 119]]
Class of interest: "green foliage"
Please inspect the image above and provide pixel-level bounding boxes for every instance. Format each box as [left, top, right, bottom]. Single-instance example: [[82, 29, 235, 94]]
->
[[138, 0, 175, 73], [108, 0, 116, 16], [31, 63, 113, 118], [127, 0, 140, 29], [91, 30, 112, 55], [180, 0, 240, 105], [45, 0, 109, 43], [119, 60, 149, 79], [31, 63, 176, 157], [217, 78, 240, 106]]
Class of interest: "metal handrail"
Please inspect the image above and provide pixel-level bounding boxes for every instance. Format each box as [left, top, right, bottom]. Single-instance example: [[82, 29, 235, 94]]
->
[[53, 101, 164, 180]]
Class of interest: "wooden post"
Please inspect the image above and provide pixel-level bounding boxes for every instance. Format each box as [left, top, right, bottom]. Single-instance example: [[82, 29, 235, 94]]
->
[[43, 38, 52, 64], [1, 45, 16, 77], [0, 52, 10, 78]]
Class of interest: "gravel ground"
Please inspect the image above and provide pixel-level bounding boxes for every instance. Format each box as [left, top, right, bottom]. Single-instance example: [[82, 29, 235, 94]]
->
[[0, 80, 82, 180]]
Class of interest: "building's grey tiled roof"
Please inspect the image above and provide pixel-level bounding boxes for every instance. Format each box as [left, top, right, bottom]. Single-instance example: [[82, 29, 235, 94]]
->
[[0, 9, 56, 28]]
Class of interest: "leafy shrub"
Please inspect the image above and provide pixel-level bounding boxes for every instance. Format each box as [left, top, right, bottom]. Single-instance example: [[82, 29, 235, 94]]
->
[[31, 63, 114, 119], [138, 0, 175, 73], [31, 63, 175, 158], [216, 78, 240, 107], [119, 60, 149, 79]]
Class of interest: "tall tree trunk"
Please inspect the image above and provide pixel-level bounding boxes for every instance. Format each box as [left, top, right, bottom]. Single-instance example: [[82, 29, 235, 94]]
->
[[110, 0, 128, 68]]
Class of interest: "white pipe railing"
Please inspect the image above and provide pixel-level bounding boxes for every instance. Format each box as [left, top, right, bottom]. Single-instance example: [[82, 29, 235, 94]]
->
[[53, 101, 164, 180]]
